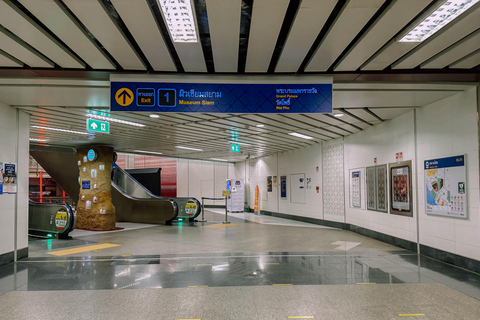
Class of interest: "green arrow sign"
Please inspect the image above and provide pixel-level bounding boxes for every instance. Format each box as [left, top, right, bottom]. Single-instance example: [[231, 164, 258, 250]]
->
[[87, 119, 110, 133], [230, 144, 240, 153]]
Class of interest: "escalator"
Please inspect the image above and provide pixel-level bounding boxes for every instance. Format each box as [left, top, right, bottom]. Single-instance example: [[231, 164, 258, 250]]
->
[[30, 147, 201, 225], [28, 200, 76, 238]]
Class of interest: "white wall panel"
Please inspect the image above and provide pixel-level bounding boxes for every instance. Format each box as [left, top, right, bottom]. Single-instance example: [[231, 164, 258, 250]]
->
[[206, 0, 241, 72], [110, 0, 176, 71], [245, 0, 289, 72], [0, 1, 82, 68], [20, 0, 115, 69], [63, 0, 145, 70], [276, 0, 336, 72]]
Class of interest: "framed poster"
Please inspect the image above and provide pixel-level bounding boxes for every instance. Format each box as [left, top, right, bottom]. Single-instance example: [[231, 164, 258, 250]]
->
[[267, 176, 272, 192], [390, 161, 412, 216], [376, 165, 388, 212], [0, 162, 3, 194], [3, 163, 16, 194], [280, 176, 287, 199], [366, 166, 376, 210], [350, 170, 361, 208], [424, 155, 467, 219]]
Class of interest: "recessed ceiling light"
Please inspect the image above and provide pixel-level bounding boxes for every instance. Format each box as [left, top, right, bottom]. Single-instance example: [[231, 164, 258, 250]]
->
[[29, 138, 47, 142], [176, 146, 203, 151], [133, 150, 163, 155], [86, 114, 145, 127], [333, 113, 344, 117], [210, 158, 229, 162], [31, 126, 89, 135], [288, 132, 314, 140], [159, 0, 198, 43], [149, 114, 160, 118], [399, 0, 480, 42], [256, 124, 264, 127]]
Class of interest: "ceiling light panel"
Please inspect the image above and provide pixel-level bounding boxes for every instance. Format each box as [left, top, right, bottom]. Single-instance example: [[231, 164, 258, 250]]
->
[[176, 146, 203, 151], [288, 132, 314, 140], [19, 0, 115, 69], [306, 0, 385, 72], [86, 114, 145, 127], [63, 0, 145, 70], [422, 29, 480, 68], [393, 4, 480, 69], [133, 150, 163, 155], [399, 0, 480, 42], [0, 1, 83, 68], [159, 0, 198, 42], [245, 0, 290, 72], [276, 0, 337, 72], [31, 125, 89, 135], [334, 0, 431, 71], [205, 0, 241, 72], [110, 0, 176, 71]]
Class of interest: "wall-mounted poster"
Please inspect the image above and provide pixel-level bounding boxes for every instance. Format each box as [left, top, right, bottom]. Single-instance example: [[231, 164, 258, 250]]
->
[[424, 155, 467, 219], [0, 162, 3, 194], [267, 176, 272, 192], [376, 165, 388, 212], [366, 166, 376, 210], [273, 176, 277, 188], [3, 163, 17, 194], [280, 176, 287, 199], [390, 161, 412, 216], [350, 170, 361, 208]]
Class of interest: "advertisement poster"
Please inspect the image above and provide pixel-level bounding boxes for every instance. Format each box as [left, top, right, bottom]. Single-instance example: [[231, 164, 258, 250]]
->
[[0, 162, 3, 194], [351, 171, 361, 207], [376, 165, 388, 212], [3, 163, 16, 194], [425, 155, 467, 218], [366, 166, 376, 210], [273, 176, 277, 188], [392, 166, 409, 211], [267, 176, 272, 192], [280, 176, 287, 199]]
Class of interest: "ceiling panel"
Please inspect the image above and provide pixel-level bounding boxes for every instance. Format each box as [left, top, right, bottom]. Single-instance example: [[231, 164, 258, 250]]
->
[[171, 43, 206, 72], [206, 0, 241, 72], [63, 0, 145, 70], [245, 0, 289, 72], [368, 107, 414, 120], [422, 29, 480, 69], [393, 5, 480, 69], [109, 0, 176, 72], [275, 0, 337, 72], [19, 0, 115, 70], [451, 49, 480, 69], [306, 0, 384, 72], [0, 52, 21, 67], [334, 0, 431, 71], [0, 1, 83, 68], [0, 31, 52, 67]]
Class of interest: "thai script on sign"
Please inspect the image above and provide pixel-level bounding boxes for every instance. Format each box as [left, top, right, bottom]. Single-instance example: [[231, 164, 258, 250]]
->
[[276, 98, 291, 105], [179, 89, 222, 98], [276, 88, 318, 94]]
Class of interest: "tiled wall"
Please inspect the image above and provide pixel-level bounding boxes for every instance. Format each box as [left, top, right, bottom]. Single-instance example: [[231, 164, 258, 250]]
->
[[323, 140, 345, 222], [0, 102, 29, 257]]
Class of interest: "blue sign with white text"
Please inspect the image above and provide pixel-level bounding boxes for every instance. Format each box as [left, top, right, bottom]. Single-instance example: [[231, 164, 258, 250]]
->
[[110, 82, 332, 113], [424, 155, 464, 170]]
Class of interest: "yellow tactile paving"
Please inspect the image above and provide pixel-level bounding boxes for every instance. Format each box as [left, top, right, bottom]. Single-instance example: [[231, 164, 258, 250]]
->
[[205, 223, 237, 229], [46, 243, 120, 256]]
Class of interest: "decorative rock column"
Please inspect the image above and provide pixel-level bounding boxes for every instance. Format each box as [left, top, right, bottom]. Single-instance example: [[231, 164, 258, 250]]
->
[[76, 146, 116, 230]]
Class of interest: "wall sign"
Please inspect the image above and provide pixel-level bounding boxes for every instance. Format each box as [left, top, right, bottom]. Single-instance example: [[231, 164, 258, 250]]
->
[[280, 176, 287, 199], [111, 82, 332, 114], [0, 162, 3, 194], [3, 163, 16, 194], [350, 171, 361, 208], [87, 149, 97, 161], [424, 155, 467, 218], [267, 176, 272, 192]]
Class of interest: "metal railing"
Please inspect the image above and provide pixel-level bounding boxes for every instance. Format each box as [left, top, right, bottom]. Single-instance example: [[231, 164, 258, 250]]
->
[[201, 196, 230, 224], [29, 196, 75, 206]]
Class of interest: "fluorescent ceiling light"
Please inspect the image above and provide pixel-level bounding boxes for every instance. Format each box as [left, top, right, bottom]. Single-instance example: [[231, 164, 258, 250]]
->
[[86, 114, 145, 127], [333, 113, 344, 117], [159, 0, 198, 43], [29, 138, 47, 142], [399, 0, 480, 42], [176, 146, 203, 151], [256, 124, 264, 127], [32, 126, 89, 135], [288, 132, 314, 140], [133, 150, 163, 155], [210, 158, 229, 162], [149, 114, 160, 118]]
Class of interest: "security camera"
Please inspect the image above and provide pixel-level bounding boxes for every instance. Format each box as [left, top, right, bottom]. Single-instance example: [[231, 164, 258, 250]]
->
[[246, 153, 251, 160]]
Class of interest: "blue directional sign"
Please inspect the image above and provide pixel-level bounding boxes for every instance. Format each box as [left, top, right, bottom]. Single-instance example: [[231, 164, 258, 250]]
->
[[111, 82, 332, 113]]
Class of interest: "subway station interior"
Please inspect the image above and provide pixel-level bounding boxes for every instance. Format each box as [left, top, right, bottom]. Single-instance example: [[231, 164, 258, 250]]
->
[[1, 0, 480, 319]]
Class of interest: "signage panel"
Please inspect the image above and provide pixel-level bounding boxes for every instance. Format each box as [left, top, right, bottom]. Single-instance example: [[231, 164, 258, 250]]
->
[[230, 144, 240, 153], [110, 82, 332, 113], [87, 119, 110, 134]]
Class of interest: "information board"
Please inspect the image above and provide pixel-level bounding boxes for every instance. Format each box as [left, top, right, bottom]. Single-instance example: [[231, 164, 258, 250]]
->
[[350, 171, 361, 208], [424, 155, 467, 218], [111, 82, 332, 114], [280, 176, 287, 199]]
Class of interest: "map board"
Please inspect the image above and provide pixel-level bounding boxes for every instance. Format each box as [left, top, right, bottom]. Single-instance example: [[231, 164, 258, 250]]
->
[[350, 170, 361, 208], [424, 155, 467, 218]]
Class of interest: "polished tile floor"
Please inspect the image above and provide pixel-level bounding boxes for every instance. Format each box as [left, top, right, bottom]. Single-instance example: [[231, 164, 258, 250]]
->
[[1, 210, 480, 319]]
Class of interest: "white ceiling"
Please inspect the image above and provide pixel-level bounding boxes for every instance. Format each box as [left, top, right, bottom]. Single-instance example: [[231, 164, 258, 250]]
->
[[0, 0, 478, 161]]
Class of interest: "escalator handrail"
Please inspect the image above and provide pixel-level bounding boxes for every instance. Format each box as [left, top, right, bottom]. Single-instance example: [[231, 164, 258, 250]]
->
[[28, 200, 76, 235]]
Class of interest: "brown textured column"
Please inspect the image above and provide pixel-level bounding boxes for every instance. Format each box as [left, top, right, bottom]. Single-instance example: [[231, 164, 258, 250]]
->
[[76, 146, 116, 230]]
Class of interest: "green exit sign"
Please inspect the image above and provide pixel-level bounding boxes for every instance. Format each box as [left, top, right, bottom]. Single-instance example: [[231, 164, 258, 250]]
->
[[230, 144, 240, 153], [87, 118, 110, 133]]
